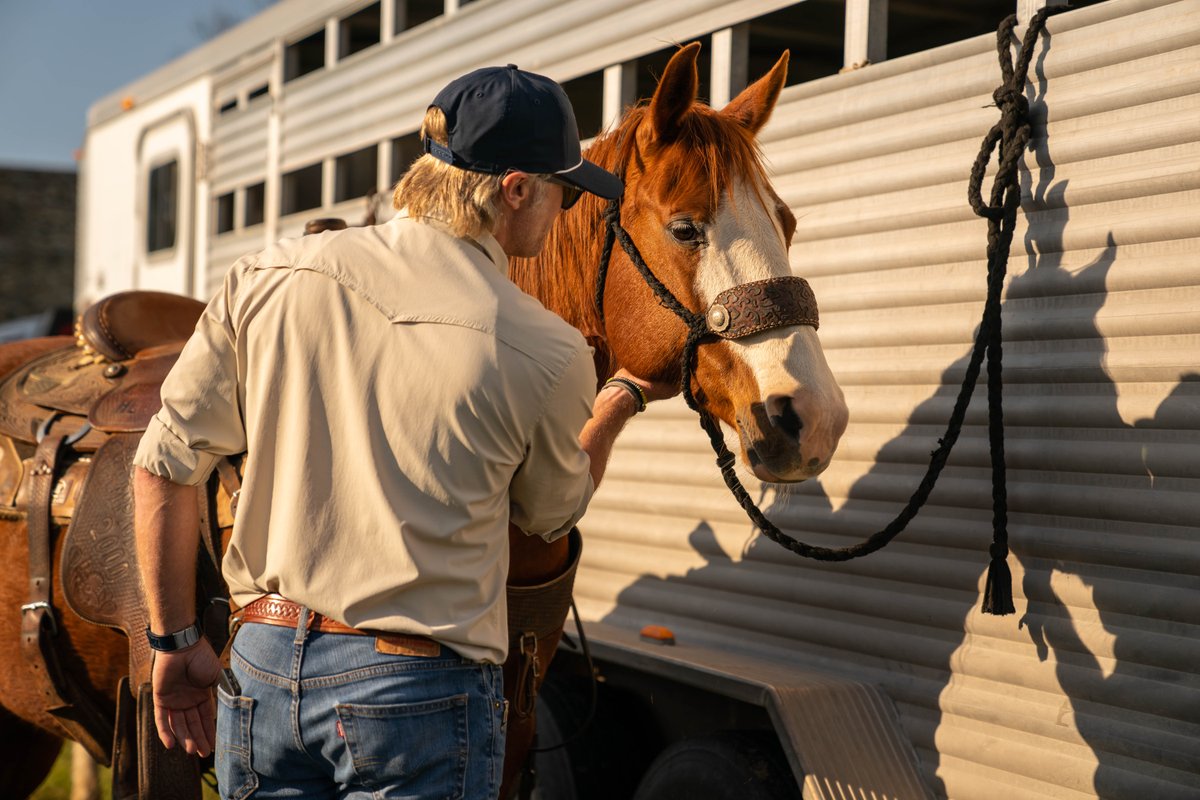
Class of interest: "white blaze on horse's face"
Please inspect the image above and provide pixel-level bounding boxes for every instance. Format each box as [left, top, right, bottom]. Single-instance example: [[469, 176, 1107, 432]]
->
[[694, 177, 849, 482]]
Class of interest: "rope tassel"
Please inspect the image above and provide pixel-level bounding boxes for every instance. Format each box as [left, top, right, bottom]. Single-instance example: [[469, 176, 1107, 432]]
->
[[982, 544, 1016, 616]]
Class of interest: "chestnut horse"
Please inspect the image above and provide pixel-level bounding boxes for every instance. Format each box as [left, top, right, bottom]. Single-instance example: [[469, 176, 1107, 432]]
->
[[505, 42, 847, 791], [0, 43, 846, 799]]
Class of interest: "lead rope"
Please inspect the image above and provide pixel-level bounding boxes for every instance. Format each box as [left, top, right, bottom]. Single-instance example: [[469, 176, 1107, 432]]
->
[[596, 10, 1062, 614]]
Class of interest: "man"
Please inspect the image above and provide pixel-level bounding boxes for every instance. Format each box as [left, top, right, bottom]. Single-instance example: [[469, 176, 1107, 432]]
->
[[134, 64, 667, 799]]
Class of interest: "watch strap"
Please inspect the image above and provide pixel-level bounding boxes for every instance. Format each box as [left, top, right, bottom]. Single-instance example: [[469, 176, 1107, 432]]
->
[[146, 621, 202, 652]]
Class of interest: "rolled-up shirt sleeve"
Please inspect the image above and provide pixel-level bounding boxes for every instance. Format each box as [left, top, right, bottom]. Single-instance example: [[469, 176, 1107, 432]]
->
[[134, 261, 249, 486], [509, 346, 596, 542]]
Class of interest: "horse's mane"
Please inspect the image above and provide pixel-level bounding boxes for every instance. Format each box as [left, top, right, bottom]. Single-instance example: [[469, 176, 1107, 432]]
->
[[509, 101, 770, 379]]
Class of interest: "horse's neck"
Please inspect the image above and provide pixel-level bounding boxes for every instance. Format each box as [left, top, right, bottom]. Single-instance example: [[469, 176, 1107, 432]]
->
[[509, 196, 613, 377]]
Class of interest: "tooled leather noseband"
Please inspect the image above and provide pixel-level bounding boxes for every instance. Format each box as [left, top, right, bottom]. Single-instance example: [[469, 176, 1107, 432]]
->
[[705, 277, 819, 338]]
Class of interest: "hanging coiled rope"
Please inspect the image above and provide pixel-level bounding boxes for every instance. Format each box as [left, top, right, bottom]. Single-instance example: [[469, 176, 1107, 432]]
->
[[595, 8, 1065, 615]]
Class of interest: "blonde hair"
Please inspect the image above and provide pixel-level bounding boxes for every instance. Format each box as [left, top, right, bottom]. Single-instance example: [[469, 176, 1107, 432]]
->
[[394, 107, 547, 239]]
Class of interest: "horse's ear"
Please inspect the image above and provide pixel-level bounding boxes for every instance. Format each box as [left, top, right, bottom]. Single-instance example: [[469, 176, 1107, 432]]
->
[[647, 42, 701, 143], [722, 50, 789, 135]]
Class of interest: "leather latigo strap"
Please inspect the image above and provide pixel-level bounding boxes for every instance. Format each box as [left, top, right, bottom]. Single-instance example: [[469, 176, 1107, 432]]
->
[[705, 276, 819, 339], [21, 433, 112, 763], [22, 434, 63, 656]]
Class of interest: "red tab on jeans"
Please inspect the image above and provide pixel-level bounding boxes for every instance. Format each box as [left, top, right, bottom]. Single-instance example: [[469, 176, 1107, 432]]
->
[[336, 719, 345, 739]]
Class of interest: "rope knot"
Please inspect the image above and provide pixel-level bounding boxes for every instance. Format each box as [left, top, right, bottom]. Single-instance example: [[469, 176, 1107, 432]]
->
[[992, 86, 1028, 117]]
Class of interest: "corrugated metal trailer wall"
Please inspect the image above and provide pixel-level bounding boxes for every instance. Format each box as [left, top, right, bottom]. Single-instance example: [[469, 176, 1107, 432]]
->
[[578, 0, 1200, 798]]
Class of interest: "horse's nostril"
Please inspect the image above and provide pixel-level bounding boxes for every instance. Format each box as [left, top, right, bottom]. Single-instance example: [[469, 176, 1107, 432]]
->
[[769, 398, 803, 441]]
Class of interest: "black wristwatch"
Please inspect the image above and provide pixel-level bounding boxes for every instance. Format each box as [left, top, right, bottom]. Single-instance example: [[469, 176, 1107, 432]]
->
[[146, 621, 202, 652]]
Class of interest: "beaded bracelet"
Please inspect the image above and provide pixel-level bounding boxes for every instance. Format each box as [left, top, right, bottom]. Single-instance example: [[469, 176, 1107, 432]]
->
[[604, 376, 647, 413]]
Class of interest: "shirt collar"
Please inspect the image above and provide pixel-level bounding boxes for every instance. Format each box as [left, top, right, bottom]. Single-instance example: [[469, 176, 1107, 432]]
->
[[396, 210, 509, 275]]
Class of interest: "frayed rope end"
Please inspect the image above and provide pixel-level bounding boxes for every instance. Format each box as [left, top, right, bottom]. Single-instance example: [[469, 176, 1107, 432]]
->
[[982, 542, 1015, 616]]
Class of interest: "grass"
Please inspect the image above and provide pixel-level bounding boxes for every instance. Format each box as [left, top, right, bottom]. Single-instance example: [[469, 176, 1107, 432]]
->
[[32, 743, 220, 800]]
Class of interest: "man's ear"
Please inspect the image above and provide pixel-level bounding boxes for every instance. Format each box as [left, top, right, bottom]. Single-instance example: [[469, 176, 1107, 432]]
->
[[498, 171, 533, 210]]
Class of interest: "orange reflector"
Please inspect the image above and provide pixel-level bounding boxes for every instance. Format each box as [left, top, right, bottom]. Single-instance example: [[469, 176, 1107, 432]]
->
[[639, 624, 676, 645], [120, 96, 135, 111]]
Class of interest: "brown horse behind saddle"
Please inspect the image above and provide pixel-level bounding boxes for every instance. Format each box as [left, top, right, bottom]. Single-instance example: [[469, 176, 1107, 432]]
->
[[0, 291, 230, 800], [0, 289, 577, 800]]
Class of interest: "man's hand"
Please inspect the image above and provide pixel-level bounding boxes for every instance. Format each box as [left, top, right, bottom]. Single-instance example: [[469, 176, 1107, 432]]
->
[[612, 367, 680, 404], [151, 640, 222, 757]]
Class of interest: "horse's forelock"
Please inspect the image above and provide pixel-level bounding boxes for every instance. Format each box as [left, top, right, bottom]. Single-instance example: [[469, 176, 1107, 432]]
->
[[594, 104, 768, 216]]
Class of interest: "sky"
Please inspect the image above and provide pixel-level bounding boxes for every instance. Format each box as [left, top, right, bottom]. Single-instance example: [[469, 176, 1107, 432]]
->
[[0, 1, 272, 171]]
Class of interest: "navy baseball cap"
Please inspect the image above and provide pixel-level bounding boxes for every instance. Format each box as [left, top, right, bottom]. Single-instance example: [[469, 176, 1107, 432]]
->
[[424, 64, 623, 200]]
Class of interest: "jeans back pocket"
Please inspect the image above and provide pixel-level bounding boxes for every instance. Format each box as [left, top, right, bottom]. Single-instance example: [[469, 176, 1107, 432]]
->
[[216, 686, 258, 800], [335, 694, 469, 799]]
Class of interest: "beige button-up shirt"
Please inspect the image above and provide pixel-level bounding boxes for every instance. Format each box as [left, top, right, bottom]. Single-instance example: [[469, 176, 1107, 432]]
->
[[134, 215, 596, 663]]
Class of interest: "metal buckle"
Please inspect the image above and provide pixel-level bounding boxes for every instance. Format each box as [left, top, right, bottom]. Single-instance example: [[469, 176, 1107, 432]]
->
[[21, 600, 58, 635]]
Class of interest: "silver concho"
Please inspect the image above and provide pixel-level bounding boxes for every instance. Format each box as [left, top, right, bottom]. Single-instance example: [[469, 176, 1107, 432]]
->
[[706, 303, 730, 332]]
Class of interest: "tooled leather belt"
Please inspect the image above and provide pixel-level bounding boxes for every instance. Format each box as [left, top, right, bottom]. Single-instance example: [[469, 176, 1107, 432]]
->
[[232, 593, 440, 657]]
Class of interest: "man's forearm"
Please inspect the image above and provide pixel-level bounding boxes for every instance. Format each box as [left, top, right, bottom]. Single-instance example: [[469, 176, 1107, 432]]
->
[[134, 467, 201, 634], [579, 384, 640, 488]]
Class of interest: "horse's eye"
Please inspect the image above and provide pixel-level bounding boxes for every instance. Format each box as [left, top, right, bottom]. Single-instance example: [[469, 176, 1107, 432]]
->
[[667, 219, 704, 245]]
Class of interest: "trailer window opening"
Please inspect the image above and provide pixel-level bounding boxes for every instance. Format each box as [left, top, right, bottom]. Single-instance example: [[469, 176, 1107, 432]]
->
[[562, 71, 604, 141], [887, 0, 1013, 59], [245, 182, 266, 227], [748, 2, 843, 87], [396, 0, 442, 35], [218, 97, 238, 114], [146, 160, 178, 253], [215, 191, 235, 234], [285, 29, 326, 82], [390, 133, 423, 185], [340, 2, 381, 59], [247, 84, 270, 102], [336, 145, 379, 203], [282, 163, 323, 216]]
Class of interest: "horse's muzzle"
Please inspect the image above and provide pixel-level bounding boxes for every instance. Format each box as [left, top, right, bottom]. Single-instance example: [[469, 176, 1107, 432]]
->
[[738, 392, 846, 482]]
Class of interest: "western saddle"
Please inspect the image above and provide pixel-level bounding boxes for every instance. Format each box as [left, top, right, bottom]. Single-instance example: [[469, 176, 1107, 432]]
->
[[0, 290, 237, 800]]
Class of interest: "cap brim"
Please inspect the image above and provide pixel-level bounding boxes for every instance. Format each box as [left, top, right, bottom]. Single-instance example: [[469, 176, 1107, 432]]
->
[[555, 158, 623, 200]]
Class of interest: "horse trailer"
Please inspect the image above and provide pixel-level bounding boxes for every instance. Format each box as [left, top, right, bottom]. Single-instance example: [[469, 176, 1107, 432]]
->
[[77, 0, 1199, 797]]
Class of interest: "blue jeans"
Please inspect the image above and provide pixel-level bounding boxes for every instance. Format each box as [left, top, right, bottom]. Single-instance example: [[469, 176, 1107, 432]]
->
[[217, 613, 506, 799]]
